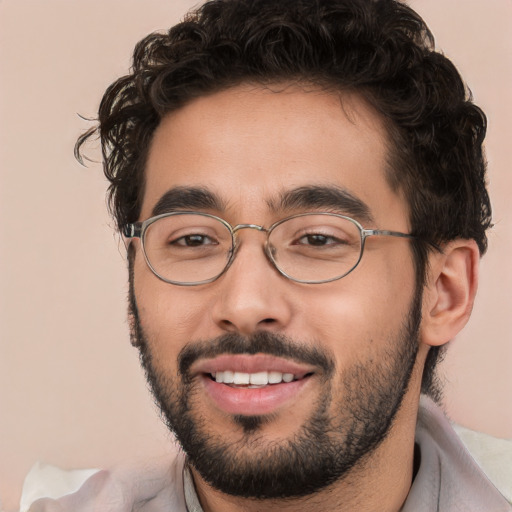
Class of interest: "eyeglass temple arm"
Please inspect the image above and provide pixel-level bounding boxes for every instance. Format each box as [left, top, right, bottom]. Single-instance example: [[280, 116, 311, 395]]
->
[[123, 223, 142, 239], [364, 229, 442, 252], [363, 229, 414, 238]]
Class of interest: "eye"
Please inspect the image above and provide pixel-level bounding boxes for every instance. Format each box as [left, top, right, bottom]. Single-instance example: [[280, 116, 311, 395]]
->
[[171, 234, 217, 247], [295, 232, 348, 247]]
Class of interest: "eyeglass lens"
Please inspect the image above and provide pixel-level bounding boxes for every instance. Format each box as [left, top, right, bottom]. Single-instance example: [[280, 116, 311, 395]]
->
[[142, 213, 363, 284]]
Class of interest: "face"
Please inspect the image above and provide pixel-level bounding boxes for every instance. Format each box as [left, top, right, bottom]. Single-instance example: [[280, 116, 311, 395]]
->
[[131, 84, 421, 498]]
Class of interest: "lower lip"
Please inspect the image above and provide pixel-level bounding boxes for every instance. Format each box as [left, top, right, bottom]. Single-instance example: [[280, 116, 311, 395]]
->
[[201, 375, 312, 416]]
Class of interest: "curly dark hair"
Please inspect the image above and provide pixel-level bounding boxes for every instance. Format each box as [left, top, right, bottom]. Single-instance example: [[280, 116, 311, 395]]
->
[[77, 0, 491, 399]]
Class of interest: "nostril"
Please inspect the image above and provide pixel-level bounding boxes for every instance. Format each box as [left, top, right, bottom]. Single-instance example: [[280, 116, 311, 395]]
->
[[220, 319, 236, 330], [261, 318, 276, 324]]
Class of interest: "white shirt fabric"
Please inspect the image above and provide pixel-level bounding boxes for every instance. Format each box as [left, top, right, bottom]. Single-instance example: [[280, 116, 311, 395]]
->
[[401, 395, 511, 511], [24, 395, 511, 512]]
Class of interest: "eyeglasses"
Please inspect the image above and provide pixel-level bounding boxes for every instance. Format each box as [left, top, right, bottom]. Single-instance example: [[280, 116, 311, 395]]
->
[[123, 211, 416, 285]]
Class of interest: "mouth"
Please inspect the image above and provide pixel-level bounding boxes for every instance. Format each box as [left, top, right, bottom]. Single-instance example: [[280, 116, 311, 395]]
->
[[208, 370, 312, 388], [193, 354, 317, 416]]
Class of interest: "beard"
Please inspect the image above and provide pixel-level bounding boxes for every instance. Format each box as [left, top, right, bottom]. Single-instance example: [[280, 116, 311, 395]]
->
[[129, 282, 422, 500]]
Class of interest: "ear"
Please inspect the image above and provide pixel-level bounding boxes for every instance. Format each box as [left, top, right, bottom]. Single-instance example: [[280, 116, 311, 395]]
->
[[420, 239, 480, 347]]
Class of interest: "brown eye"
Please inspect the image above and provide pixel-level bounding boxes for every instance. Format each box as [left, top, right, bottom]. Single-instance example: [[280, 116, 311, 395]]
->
[[297, 234, 343, 246], [172, 234, 217, 247]]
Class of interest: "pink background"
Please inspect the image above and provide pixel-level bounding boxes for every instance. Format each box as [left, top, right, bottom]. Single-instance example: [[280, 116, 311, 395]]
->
[[0, 1, 511, 510]]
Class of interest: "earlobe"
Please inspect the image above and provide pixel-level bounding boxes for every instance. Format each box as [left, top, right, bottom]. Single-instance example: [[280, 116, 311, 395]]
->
[[421, 239, 480, 347]]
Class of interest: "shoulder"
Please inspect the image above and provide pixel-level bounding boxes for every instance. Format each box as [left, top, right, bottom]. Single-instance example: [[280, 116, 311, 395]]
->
[[25, 450, 187, 512], [402, 395, 512, 511], [452, 422, 512, 505]]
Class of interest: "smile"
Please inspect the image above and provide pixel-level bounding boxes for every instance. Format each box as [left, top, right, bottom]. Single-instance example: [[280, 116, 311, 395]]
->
[[210, 370, 303, 387], [191, 354, 317, 416]]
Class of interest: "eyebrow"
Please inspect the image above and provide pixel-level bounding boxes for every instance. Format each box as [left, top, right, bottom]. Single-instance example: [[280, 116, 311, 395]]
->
[[271, 186, 374, 224], [151, 186, 226, 217], [151, 184, 374, 225]]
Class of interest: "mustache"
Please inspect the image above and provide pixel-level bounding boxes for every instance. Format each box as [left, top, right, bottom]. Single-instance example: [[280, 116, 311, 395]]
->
[[178, 331, 335, 377]]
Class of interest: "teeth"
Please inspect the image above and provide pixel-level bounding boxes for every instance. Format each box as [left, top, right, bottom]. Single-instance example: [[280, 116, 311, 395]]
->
[[268, 371, 283, 384], [250, 371, 268, 385], [233, 372, 250, 385], [212, 370, 298, 385]]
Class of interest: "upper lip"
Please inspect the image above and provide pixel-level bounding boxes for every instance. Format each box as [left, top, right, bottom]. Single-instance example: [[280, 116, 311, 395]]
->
[[190, 354, 316, 378]]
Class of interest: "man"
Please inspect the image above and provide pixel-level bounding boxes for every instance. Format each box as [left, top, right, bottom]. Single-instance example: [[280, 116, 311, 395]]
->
[[28, 0, 511, 510]]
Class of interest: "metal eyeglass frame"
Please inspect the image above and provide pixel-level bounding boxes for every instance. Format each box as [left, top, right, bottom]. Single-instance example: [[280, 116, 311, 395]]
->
[[123, 211, 417, 286]]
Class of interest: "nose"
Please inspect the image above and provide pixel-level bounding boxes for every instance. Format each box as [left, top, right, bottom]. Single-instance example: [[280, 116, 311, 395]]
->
[[210, 233, 293, 335]]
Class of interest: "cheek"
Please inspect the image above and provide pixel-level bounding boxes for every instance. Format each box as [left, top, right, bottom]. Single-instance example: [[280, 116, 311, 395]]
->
[[295, 247, 415, 356], [133, 253, 209, 361]]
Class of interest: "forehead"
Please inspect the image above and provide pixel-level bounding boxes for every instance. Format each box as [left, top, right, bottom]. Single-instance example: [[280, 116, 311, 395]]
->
[[141, 84, 407, 227]]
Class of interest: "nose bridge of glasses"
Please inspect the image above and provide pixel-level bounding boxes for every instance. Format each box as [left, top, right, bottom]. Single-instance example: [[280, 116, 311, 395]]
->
[[231, 223, 275, 264], [232, 223, 268, 234]]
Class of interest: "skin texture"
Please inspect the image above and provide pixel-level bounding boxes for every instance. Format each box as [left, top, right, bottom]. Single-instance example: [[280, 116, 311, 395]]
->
[[131, 84, 479, 512]]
